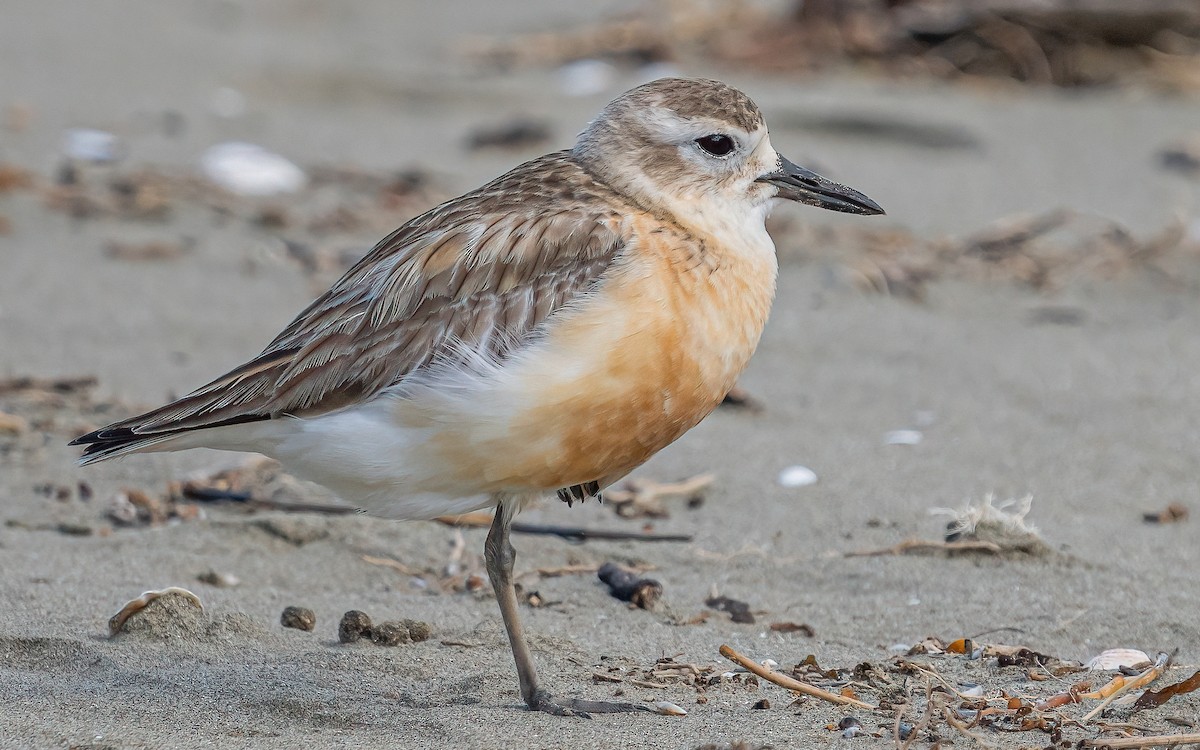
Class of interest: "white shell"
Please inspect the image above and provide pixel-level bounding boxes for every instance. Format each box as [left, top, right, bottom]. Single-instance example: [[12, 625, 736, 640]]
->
[[778, 465, 818, 487], [64, 129, 120, 162], [650, 700, 688, 716], [1085, 648, 1151, 670], [201, 142, 306, 196]]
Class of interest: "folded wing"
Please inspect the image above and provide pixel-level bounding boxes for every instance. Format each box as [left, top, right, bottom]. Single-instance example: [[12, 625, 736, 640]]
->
[[72, 153, 629, 462]]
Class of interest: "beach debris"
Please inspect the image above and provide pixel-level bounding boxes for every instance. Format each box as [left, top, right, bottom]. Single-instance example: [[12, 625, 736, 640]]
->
[[1132, 670, 1200, 712], [1088, 649, 1153, 671], [793, 654, 840, 681], [201, 142, 306, 196], [704, 594, 755, 625], [466, 119, 551, 151], [196, 569, 240, 588], [751, 698, 770, 710], [837, 716, 863, 738], [64, 128, 121, 163], [649, 700, 688, 716], [1143, 502, 1189, 524], [769, 621, 815, 637], [719, 644, 877, 710], [1081, 652, 1170, 721], [108, 587, 203, 637], [990, 645, 1076, 675], [338, 610, 373, 644], [104, 486, 193, 527], [337, 609, 430, 645], [370, 621, 411, 646], [603, 473, 714, 518], [597, 562, 662, 609], [778, 210, 1199, 299], [777, 465, 818, 488], [845, 538, 1004, 557], [517, 585, 548, 608], [671, 637, 1200, 745], [280, 606, 316, 632], [467, 1, 1200, 92], [934, 493, 1052, 556]]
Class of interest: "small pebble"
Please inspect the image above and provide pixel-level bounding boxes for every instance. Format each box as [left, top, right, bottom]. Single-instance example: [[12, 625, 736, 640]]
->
[[197, 569, 240, 588], [371, 621, 411, 646], [404, 618, 432, 642], [338, 610, 373, 643], [280, 606, 316, 632], [751, 698, 770, 710], [839, 716, 863, 738]]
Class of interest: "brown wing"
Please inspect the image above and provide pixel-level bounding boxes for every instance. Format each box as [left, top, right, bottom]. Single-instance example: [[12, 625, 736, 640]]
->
[[74, 152, 630, 453]]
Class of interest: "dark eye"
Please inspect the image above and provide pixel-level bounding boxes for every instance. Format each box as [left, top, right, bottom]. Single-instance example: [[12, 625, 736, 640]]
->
[[695, 134, 735, 157]]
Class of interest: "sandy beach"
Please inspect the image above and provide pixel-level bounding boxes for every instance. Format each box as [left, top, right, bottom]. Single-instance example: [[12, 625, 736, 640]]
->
[[2, 2, 1199, 748]]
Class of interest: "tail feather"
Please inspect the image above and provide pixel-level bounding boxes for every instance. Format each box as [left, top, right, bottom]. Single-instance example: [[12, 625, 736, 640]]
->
[[70, 412, 269, 465]]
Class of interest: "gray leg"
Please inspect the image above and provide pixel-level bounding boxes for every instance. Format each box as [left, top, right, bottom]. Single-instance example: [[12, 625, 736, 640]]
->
[[484, 498, 648, 718]]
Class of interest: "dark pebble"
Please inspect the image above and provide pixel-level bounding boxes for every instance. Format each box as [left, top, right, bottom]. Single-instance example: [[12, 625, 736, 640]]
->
[[338, 610, 373, 643], [371, 621, 411, 646], [280, 606, 316, 632]]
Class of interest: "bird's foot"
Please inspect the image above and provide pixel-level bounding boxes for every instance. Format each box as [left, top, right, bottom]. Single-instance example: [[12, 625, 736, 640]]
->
[[527, 689, 655, 719]]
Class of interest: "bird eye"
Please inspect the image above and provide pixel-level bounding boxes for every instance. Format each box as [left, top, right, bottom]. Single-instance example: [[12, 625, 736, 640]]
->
[[695, 134, 735, 157]]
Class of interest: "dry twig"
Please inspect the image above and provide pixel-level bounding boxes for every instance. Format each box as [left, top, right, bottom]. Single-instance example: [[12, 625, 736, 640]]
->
[[1082, 653, 1169, 721], [719, 644, 877, 710], [845, 539, 1002, 557]]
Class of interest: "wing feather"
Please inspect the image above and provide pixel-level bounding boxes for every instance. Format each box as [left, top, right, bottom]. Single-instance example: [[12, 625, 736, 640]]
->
[[73, 152, 631, 452]]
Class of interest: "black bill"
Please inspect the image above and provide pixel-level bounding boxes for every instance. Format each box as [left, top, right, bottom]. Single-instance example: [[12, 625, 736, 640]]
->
[[757, 156, 884, 215]]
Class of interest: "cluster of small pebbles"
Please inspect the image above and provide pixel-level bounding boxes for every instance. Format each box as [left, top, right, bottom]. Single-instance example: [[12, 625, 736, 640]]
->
[[279, 606, 430, 646], [338, 609, 431, 646]]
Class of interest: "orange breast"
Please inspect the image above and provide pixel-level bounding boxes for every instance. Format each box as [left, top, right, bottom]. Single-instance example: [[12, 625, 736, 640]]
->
[[477, 219, 778, 492]]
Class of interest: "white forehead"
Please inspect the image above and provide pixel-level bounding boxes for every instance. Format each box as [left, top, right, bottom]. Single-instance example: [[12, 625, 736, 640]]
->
[[625, 105, 766, 145]]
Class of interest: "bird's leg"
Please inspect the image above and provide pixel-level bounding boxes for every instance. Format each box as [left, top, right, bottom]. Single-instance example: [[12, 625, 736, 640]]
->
[[484, 498, 649, 718]]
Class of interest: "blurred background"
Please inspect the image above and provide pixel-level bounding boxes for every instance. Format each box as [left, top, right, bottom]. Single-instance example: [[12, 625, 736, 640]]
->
[[2, 1, 1199, 383], [3, 3, 1200, 745], [3, 0, 1200, 514], [3, 0, 1199, 328]]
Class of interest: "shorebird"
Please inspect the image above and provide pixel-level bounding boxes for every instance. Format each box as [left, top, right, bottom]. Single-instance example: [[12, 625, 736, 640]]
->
[[73, 77, 883, 717]]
